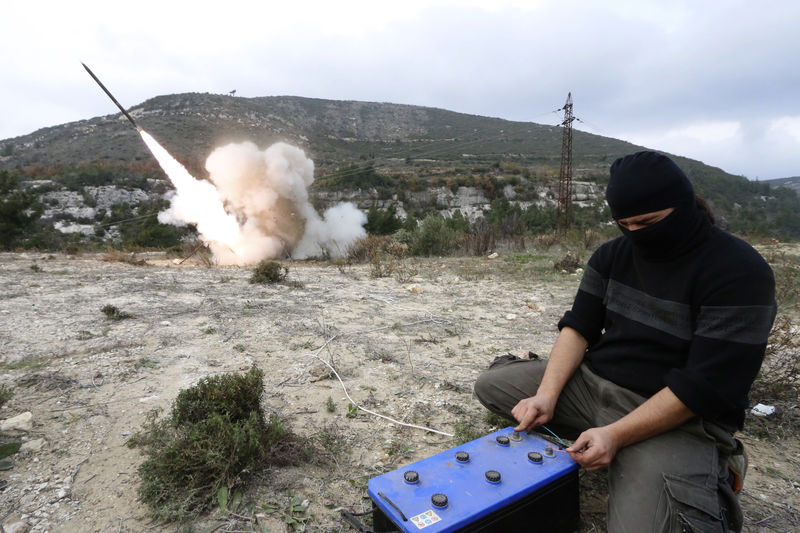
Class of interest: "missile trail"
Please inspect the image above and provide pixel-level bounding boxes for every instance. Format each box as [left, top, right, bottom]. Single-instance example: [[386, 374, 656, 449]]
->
[[81, 62, 140, 131]]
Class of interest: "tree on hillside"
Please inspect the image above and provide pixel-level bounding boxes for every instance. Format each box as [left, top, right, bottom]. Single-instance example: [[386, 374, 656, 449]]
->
[[365, 204, 403, 235], [0, 170, 43, 249]]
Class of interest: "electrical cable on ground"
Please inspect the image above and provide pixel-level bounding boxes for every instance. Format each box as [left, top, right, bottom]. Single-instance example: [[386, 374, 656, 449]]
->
[[305, 317, 456, 438]]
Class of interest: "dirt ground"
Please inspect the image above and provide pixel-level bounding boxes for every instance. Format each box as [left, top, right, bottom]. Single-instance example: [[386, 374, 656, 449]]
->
[[0, 251, 798, 532]]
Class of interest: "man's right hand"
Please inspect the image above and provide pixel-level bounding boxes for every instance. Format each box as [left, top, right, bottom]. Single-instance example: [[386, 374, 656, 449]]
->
[[511, 394, 556, 432]]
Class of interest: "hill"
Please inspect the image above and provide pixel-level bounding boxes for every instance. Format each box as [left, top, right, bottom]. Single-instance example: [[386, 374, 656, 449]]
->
[[1, 94, 800, 243], [0, 93, 634, 176], [765, 176, 800, 198]]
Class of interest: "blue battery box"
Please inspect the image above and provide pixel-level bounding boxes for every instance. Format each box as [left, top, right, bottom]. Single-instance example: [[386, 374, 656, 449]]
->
[[368, 427, 579, 532]]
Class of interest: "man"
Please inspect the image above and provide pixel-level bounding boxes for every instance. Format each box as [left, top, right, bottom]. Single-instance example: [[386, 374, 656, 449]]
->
[[474, 151, 776, 533]]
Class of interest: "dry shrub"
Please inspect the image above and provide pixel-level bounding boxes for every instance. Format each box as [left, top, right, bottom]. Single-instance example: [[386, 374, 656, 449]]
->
[[752, 315, 800, 400], [172, 240, 214, 266], [554, 251, 581, 273], [369, 254, 396, 278], [583, 230, 604, 249], [768, 250, 800, 311], [460, 219, 495, 256], [393, 258, 420, 283], [752, 249, 800, 402], [534, 233, 560, 249], [347, 235, 411, 279], [250, 260, 287, 284], [101, 304, 133, 320], [347, 235, 406, 263], [384, 240, 409, 258]]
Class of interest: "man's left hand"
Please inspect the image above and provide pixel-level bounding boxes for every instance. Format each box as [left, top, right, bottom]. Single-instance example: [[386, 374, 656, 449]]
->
[[566, 426, 620, 471]]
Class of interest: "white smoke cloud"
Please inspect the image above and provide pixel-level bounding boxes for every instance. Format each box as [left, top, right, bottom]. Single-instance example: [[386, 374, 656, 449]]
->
[[142, 131, 366, 265]]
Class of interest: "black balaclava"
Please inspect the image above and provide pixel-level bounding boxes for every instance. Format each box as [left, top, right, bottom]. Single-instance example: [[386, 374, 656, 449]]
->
[[606, 151, 704, 259]]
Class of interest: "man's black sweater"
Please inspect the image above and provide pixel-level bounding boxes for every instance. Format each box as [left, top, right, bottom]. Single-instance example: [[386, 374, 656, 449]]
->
[[558, 217, 776, 431]]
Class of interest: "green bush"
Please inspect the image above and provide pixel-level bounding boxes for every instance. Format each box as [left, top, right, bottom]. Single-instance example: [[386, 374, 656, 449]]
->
[[445, 209, 471, 234], [365, 204, 403, 235], [129, 366, 296, 522], [0, 170, 43, 250], [112, 199, 186, 249], [410, 215, 457, 256], [522, 205, 557, 234]]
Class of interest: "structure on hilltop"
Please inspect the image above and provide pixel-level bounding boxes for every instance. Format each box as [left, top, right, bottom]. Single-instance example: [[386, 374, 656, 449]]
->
[[557, 92, 574, 234]]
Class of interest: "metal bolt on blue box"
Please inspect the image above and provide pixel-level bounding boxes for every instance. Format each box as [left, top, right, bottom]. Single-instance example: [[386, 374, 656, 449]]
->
[[367, 427, 579, 532]]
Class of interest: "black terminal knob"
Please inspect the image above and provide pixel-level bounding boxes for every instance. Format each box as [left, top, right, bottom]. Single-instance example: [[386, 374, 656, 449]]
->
[[431, 493, 448, 508], [403, 470, 419, 484], [496, 436, 510, 446], [485, 470, 502, 483], [455, 451, 470, 463], [528, 451, 543, 463]]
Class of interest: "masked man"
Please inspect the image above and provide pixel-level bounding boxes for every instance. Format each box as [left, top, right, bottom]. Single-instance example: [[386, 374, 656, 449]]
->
[[475, 151, 776, 533]]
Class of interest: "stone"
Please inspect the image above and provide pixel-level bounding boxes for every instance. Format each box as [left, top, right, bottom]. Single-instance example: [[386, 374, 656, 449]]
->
[[4, 521, 31, 533], [20, 438, 46, 454], [0, 411, 33, 432]]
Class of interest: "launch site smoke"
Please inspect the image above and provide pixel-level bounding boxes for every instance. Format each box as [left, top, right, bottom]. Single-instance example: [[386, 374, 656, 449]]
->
[[81, 63, 366, 265]]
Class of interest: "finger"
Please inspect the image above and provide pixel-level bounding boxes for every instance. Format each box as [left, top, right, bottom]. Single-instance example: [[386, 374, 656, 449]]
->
[[531, 413, 548, 428], [566, 434, 589, 453], [568, 451, 592, 468], [514, 409, 538, 432], [513, 414, 533, 432]]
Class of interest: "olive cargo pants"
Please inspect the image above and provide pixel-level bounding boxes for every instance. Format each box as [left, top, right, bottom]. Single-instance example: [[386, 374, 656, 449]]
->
[[474, 356, 742, 533]]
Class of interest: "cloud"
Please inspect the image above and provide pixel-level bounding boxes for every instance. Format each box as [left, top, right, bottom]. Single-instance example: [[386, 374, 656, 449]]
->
[[1, 0, 799, 178]]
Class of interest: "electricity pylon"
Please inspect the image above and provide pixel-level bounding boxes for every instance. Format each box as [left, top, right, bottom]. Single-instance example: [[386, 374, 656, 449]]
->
[[557, 93, 574, 234]]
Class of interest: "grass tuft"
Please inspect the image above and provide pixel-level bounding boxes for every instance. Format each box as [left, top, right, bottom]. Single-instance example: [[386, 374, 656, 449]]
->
[[0, 384, 13, 409]]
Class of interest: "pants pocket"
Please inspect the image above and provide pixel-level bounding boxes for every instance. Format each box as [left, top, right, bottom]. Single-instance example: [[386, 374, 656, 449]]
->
[[659, 474, 726, 533]]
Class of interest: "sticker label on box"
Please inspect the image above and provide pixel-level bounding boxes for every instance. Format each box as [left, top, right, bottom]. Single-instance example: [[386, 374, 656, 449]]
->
[[410, 509, 441, 529]]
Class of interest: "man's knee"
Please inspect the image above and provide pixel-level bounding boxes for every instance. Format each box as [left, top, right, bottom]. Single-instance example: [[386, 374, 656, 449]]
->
[[473, 368, 503, 412], [473, 356, 546, 416]]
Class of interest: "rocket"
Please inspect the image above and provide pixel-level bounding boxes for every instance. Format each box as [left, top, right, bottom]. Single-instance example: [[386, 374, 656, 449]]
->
[[81, 62, 141, 131]]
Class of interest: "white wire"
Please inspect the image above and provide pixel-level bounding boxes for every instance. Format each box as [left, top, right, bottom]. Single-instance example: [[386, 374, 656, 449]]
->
[[304, 317, 455, 438], [306, 351, 454, 438]]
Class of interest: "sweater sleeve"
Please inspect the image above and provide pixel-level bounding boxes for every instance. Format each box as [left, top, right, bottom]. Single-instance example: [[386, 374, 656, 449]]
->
[[664, 248, 776, 429], [557, 245, 611, 346]]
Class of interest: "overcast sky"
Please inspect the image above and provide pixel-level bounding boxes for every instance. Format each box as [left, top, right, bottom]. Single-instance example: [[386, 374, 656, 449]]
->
[[2, 0, 798, 180]]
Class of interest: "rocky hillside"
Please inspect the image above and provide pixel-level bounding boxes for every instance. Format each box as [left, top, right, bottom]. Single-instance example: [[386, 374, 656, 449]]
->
[[2, 94, 800, 242], [0, 94, 635, 176], [765, 176, 800, 198]]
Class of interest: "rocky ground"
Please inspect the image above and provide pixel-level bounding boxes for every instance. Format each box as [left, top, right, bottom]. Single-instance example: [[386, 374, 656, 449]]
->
[[0, 251, 798, 532]]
